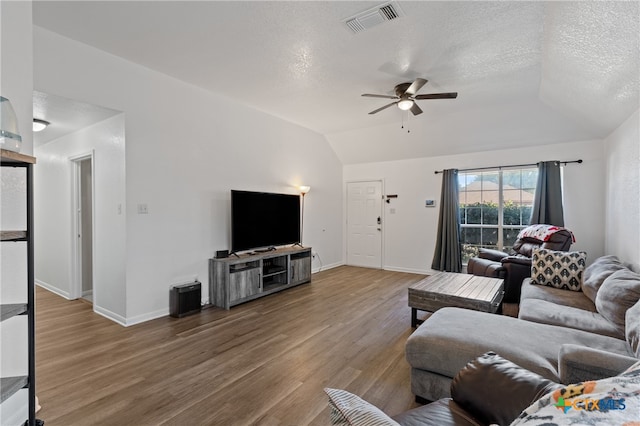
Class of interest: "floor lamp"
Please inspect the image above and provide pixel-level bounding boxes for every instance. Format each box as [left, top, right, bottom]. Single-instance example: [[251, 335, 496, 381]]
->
[[299, 185, 310, 247]]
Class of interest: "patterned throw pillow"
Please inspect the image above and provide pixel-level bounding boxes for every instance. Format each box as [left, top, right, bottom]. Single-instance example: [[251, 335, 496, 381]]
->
[[531, 249, 587, 291], [512, 361, 640, 425], [324, 388, 400, 426]]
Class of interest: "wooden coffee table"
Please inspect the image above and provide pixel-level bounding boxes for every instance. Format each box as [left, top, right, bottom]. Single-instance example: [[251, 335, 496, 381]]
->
[[408, 272, 504, 327]]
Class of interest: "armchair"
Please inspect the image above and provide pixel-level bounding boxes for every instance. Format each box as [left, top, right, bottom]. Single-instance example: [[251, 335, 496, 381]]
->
[[466, 225, 574, 303]]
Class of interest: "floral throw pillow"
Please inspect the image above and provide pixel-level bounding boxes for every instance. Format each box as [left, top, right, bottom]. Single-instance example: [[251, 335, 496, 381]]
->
[[531, 249, 587, 291], [511, 361, 640, 425]]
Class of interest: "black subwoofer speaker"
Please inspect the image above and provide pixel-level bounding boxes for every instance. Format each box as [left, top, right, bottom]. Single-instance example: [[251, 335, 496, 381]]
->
[[170, 281, 201, 318]]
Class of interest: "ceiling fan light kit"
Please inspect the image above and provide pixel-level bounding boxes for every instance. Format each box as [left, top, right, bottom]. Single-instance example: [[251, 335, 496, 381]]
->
[[397, 99, 413, 111], [362, 78, 458, 116]]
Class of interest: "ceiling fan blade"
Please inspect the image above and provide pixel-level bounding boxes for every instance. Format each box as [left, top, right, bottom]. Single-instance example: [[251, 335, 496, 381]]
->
[[368, 102, 397, 115], [414, 92, 458, 99], [362, 94, 398, 99], [410, 103, 423, 116], [405, 78, 428, 96]]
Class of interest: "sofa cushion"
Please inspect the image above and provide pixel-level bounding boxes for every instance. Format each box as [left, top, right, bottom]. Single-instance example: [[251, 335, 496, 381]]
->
[[531, 249, 586, 291], [518, 298, 624, 339], [626, 300, 640, 358], [406, 307, 632, 386], [581, 255, 626, 302], [558, 344, 639, 384], [595, 268, 640, 327], [520, 279, 596, 312], [324, 388, 400, 426]]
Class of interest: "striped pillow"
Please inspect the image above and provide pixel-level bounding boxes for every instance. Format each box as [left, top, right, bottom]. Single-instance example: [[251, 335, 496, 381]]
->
[[324, 388, 400, 426]]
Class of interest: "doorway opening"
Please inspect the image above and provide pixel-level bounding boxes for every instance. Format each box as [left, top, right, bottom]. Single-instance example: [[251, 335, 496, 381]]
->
[[71, 153, 94, 303]]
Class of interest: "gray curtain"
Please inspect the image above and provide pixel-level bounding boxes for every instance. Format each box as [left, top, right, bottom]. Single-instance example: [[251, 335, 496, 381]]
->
[[432, 169, 462, 272], [530, 161, 564, 226]]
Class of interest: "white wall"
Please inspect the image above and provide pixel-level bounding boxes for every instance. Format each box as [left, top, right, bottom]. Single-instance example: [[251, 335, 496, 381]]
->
[[34, 115, 126, 321], [604, 109, 640, 271], [34, 27, 343, 325], [0, 3, 32, 424], [344, 139, 606, 274], [0, 0, 33, 155]]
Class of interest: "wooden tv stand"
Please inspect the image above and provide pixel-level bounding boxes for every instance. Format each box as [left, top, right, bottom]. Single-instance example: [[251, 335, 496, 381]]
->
[[209, 246, 311, 309]]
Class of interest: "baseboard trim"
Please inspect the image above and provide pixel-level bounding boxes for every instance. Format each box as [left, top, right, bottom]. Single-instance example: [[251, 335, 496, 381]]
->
[[383, 266, 432, 275], [93, 305, 127, 327], [124, 308, 169, 327], [312, 260, 344, 274], [36, 279, 70, 299]]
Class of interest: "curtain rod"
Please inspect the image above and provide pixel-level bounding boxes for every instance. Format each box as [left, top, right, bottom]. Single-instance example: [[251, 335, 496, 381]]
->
[[434, 159, 583, 174]]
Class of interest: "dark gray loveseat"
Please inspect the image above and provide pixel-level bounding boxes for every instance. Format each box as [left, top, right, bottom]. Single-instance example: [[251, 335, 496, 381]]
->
[[405, 255, 640, 402]]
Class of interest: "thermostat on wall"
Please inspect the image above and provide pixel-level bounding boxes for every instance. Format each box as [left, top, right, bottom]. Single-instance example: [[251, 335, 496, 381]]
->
[[425, 199, 436, 207]]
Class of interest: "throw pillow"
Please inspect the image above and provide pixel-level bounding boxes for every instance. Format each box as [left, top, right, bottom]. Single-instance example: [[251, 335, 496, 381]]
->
[[511, 362, 640, 425], [625, 300, 640, 358], [581, 255, 626, 302], [531, 249, 587, 291], [324, 388, 400, 426], [595, 268, 640, 327]]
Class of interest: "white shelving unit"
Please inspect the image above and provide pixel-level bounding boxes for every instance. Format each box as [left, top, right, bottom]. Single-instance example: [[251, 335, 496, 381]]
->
[[1, 149, 36, 426]]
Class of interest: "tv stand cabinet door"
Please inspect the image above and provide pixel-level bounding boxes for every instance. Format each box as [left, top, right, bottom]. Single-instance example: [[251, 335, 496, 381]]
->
[[291, 255, 311, 285], [229, 268, 261, 303]]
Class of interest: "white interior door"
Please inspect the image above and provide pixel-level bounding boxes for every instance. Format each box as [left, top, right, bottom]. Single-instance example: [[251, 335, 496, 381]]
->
[[347, 181, 383, 268]]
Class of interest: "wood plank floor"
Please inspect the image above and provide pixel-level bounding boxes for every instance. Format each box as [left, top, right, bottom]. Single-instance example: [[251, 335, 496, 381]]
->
[[35, 266, 425, 425]]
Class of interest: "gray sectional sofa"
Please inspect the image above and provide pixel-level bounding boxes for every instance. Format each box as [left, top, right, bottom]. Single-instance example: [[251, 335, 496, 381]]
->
[[406, 255, 640, 402]]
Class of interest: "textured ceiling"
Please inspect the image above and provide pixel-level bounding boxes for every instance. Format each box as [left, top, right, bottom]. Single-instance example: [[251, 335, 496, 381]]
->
[[32, 1, 640, 162], [33, 91, 121, 146]]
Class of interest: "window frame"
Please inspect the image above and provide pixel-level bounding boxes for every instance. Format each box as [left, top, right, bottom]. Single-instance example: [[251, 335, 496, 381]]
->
[[458, 166, 538, 263]]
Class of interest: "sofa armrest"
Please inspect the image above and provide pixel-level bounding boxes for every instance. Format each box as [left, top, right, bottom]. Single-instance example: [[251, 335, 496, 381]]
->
[[467, 257, 505, 278], [501, 255, 532, 267], [500, 258, 532, 303], [478, 248, 509, 262], [451, 352, 560, 426], [558, 344, 638, 384]]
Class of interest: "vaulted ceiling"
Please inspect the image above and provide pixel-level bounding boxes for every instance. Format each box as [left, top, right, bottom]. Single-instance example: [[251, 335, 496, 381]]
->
[[33, 1, 639, 163]]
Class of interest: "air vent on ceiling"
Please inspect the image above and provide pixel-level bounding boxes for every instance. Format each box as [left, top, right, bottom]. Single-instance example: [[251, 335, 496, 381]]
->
[[343, 1, 405, 34]]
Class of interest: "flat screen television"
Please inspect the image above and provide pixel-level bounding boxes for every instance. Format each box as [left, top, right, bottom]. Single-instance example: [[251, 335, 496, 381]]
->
[[231, 190, 300, 252]]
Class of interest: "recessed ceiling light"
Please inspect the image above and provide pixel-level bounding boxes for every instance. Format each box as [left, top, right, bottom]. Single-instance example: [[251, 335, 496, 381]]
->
[[33, 118, 50, 132]]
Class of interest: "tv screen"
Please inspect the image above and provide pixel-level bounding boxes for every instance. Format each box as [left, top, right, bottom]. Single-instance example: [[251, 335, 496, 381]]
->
[[231, 190, 300, 252]]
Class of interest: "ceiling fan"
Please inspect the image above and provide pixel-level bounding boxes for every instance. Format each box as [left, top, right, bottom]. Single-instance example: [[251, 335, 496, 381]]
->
[[362, 78, 458, 116]]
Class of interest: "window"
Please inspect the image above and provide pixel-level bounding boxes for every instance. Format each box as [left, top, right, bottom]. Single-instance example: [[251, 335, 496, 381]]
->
[[458, 167, 538, 263]]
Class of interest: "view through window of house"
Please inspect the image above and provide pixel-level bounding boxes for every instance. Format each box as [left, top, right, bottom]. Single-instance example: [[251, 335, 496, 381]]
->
[[459, 167, 539, 263]]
